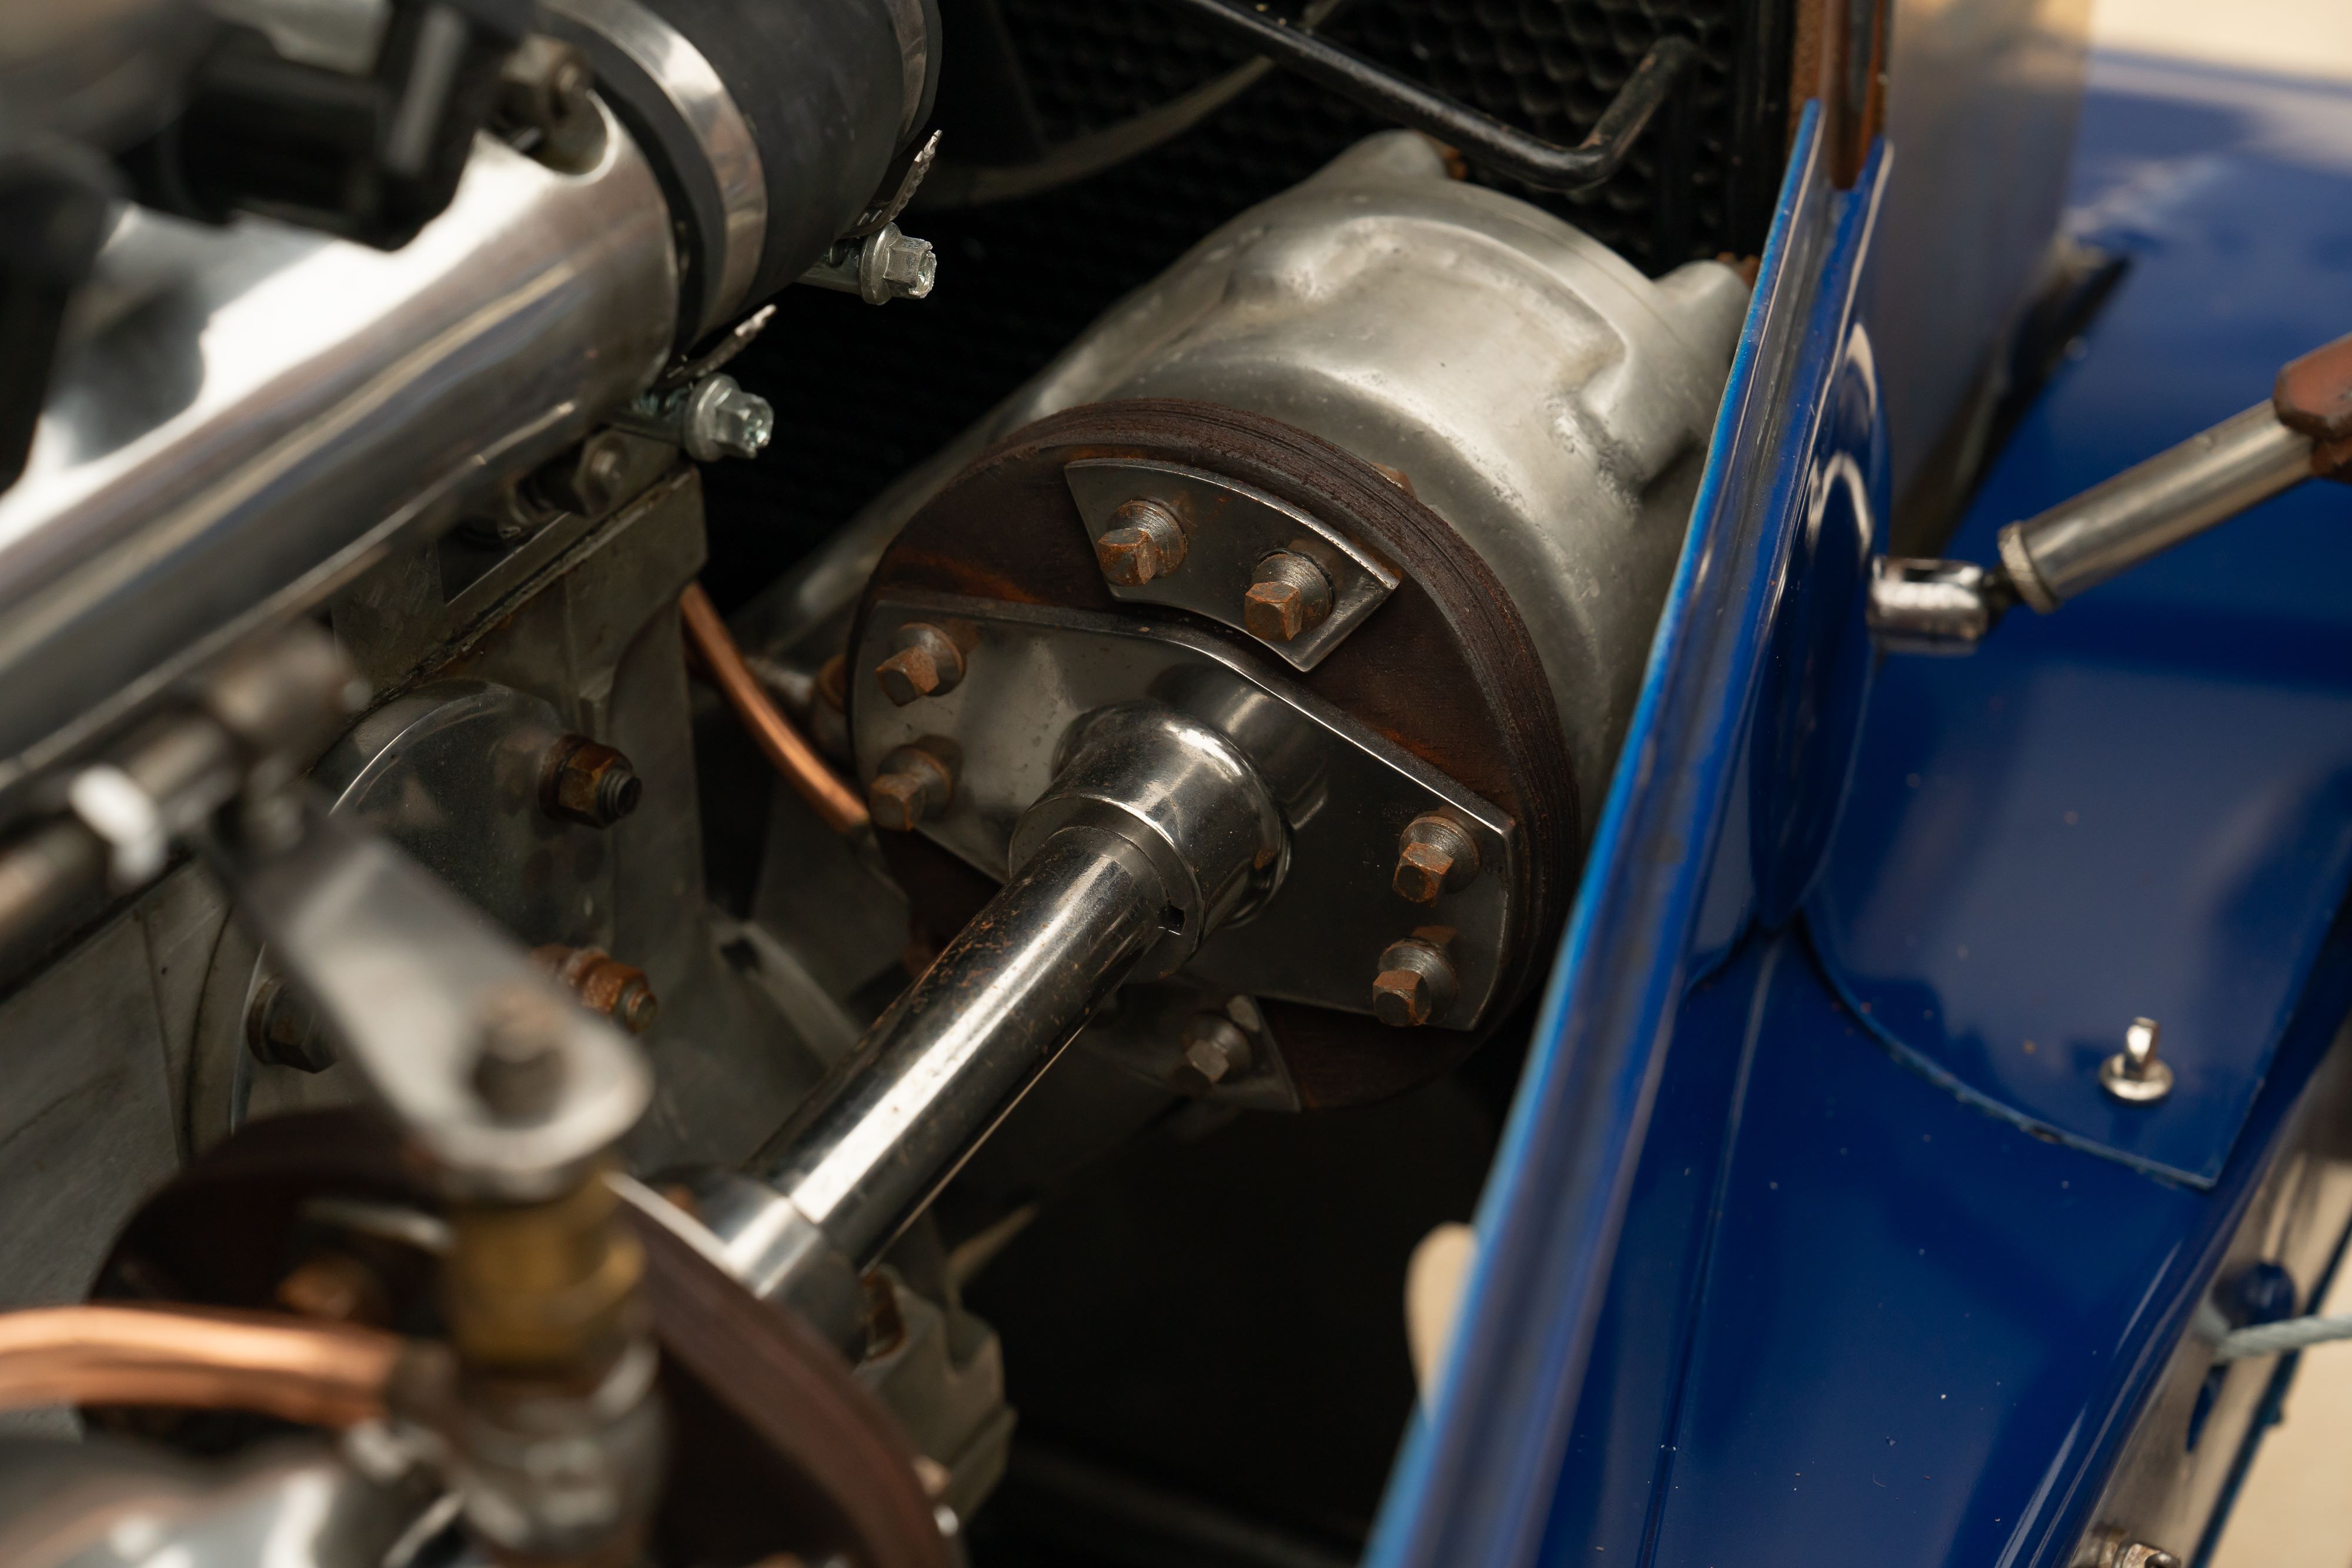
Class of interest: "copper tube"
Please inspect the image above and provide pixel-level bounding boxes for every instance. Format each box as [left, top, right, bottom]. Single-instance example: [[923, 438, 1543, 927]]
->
[[680, 583, 870, 834], [0, 1304, 403, 1427]]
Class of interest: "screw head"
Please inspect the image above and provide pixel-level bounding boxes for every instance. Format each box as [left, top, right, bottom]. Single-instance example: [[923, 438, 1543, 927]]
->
[[2099, 1016, 2173, 1103], [1243, 551, 1333, 644], [874, 623, 965, 706], [470, 985, 571, 1124]]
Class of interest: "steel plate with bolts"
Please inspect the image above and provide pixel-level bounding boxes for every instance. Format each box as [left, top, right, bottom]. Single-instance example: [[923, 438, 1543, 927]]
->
[[1064, 458, 1401, 670], [853, 591, 1521, 1031]]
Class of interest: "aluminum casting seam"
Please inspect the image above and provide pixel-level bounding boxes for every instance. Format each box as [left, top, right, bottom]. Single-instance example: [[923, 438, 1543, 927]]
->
[[0, 1305, 403, 1427], [680, 583, 870, 834]]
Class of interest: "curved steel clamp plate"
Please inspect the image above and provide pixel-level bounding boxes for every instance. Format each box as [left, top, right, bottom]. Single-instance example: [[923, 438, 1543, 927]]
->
[[854, 591, 1519, 1031], [1064, 459, 1400, 671]]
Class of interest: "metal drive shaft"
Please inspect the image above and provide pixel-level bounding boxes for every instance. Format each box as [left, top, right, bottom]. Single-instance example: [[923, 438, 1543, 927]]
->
[[688, 705, 1284, 1343]]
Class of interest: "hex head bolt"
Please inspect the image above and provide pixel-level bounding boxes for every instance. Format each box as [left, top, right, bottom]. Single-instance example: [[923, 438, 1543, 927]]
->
[[2100, 1016, 2173, 1104], [874, 622, 966, 707], [1373, 931, 1459, 1028], [1095, 497, 1188, 586], [1243, 550, 1334, 643], [1174, 1013, 1253, 1095], [540, 735, 643, 828], [868, 744, 958, 831], [1393, 813, 1481, 903], [533, 944, 660, 1035]]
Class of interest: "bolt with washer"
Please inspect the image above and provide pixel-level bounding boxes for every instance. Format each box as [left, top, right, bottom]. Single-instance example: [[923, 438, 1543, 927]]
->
[[1244, 551, 1334, 644], [1393, 813, 1481, 903], [678, 375, 775, 463], [1372, 930, 1459, 1028], [868, 743, 959, 831], [1095, 497, 1188, 587], [2099, 1016, 2173, 1104], [874, 623, 966, 706]]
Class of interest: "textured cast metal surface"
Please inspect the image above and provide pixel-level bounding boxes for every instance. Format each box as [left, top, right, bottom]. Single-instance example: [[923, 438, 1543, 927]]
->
[[850, 132, 1745, 795], [854, 591, 1522, 1031]]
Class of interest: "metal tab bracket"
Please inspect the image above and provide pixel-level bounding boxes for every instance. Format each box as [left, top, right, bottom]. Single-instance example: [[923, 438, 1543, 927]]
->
[[1064, 459, 1401, 671], [853, 591, 1520, 1030]]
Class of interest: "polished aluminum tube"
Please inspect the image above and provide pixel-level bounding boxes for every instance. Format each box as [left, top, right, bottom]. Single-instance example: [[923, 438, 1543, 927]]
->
[[755, 826, 1170, 1268], [1997, 403, 2313, 610], [0, 103, 677, 795]]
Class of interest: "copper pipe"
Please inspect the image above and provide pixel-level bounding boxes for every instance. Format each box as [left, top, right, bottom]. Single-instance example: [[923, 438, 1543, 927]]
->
[[0, 1304, 403, 1427], [681, 583, 870, 834]]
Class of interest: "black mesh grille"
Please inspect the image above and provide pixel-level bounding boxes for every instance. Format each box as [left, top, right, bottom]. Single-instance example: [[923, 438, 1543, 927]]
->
[[703, 0, 1789, 613]]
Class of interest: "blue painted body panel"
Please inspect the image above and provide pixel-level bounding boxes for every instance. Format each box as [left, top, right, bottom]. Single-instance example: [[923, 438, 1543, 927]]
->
[[1808, 52, 2352, 1183], [1375, 51, 2352, 1568]]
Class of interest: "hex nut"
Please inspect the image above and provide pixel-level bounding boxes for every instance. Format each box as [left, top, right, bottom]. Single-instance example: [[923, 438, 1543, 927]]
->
[[868, 743, 958, 831], [1393, 813, 1482, 903], [874, 623, 965, 707], [1372, 934, 1459, 1028], [533, 944, 660, 1035], [1095, 497, 1188, 587], [540, 735, 644, 828], [1244, 551, 1334, 644]]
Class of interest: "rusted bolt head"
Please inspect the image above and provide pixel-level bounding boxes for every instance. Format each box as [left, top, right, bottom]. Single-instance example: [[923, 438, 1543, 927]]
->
[[874, 622, 965, 707], [1173, 1014, 1253, 1095], [1243, 551, 1334, 644], [540, 735, 643, 828], [1393, 813, 1482, 904], [1372, 935, 1459, 1028], [868, 744, 958, 831], [470, 984, 571, 1123], [533, 944, 660, 1035], [1095, 497, 1188, 587]]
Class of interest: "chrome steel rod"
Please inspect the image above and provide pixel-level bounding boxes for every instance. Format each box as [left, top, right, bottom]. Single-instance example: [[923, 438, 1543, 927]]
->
[[754, 825, 1170, 1269], [1998, 403, 2313, 610], [0, 103, 677, 798]]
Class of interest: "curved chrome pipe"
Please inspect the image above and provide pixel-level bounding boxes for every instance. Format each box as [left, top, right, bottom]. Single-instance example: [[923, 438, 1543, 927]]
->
[[0, 101, 679, 798]]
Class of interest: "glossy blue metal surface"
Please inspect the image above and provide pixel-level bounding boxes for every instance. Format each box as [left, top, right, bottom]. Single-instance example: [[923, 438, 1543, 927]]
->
[[1641, 915, 2351, 1568], [1808, 55, 2352, 1185], [1367, 108, 1892, 1568]]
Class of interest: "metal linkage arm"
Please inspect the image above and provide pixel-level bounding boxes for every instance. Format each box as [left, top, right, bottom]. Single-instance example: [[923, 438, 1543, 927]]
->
[[1869, 329, 2352, 653], [1150, 0, 1699, 193]]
